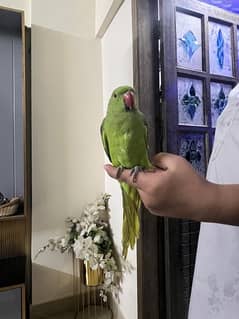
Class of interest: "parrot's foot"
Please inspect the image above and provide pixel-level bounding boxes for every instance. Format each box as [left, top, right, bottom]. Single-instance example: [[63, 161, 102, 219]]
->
[[116, 166, 125, 179], [130, 166, 144, 183]]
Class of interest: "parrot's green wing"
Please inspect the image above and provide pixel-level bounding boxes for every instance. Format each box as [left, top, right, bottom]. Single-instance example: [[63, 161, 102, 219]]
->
[[141, 113, 152, 168], [121, 183, 141, 258], [139, 111, 150, 152], [143, 117, 149, 151], [100, 119, 112, 162]]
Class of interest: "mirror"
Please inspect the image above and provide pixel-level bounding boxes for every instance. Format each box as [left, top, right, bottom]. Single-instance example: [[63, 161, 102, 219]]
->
[[0, 9, 24, 214]]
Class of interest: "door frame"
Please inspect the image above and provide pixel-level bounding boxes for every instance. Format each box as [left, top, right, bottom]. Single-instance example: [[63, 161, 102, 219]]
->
[[132, 1, 166, 318]]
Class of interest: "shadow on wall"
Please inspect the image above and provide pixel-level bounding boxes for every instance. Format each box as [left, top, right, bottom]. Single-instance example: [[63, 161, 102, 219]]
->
[[109, 294, 126, 319], [32, 263, 74, 306]]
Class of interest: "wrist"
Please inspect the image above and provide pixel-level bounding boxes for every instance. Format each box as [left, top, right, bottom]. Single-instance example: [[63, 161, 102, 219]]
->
[[196, 180, 221, 222]]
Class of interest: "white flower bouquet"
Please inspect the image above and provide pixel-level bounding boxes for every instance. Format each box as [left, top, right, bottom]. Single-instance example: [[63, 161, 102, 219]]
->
[[36, 193, 131, 302]]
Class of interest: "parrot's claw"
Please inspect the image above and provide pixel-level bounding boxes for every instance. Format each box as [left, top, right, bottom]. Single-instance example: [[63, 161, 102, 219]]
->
[[116, 166, 125, 179], [130, 166, 144, 183]]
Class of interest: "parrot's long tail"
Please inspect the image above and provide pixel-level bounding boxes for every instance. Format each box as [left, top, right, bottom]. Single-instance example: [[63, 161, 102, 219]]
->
[[121, 182, 141, 258]]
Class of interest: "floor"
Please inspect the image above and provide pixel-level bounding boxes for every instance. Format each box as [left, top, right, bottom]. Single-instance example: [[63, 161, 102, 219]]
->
[[32, 312, 74, 319], [31, 306, 112, 319]]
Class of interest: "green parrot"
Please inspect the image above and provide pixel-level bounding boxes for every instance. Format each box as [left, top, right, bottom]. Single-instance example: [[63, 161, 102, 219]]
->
[[100, 86, 152, 258]]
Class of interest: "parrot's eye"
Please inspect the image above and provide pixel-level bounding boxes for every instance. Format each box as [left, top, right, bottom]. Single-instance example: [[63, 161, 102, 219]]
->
[[113, 93, 117, 98]]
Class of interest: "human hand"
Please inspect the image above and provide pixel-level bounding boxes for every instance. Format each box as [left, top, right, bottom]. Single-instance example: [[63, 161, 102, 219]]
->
[[104, 153, 214, 221]]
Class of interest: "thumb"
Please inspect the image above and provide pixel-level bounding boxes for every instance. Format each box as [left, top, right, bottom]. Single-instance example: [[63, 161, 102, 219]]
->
[[104, 164, 119, 179], [104, 164, 132, 184]]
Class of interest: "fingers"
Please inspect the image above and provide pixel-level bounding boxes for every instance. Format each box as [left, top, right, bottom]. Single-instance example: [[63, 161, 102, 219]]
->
[[104, 164, 136, 186]]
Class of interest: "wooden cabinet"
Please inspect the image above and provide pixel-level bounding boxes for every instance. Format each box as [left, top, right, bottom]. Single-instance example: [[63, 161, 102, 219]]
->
[[0, 284, 26, 318], [0, 7, 31, 319]]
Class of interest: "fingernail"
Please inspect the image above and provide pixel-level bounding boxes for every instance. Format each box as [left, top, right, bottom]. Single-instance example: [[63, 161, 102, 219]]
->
[[104, 164, 111, 171]]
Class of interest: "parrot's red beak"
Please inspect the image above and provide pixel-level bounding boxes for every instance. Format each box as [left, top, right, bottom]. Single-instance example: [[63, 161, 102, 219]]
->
[[123, 91, 135, 111]]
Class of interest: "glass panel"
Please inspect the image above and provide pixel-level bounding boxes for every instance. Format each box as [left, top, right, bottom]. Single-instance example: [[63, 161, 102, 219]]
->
[[0, 287, 22, 318], [178, 134, 206, 176], [176, 12, 202, 71], [0, 20, 24, 204], [208, 21, 232, 77], [237, 28, 239, 71], [210, 82, 232, 127], [178, 77, 204, 126], [212, 133, 215, 148]]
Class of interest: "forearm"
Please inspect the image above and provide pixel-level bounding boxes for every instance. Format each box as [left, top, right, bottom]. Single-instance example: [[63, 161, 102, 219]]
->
[[199, 182, 239, 225]]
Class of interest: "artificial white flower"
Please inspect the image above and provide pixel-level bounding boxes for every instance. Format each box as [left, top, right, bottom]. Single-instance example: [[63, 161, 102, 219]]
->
[[97, 205, 106, 211], [104, 271, 114, 286], [87, 223, 97, 233], [99, 260, 106, 269], [88, 256, 99, 270], [60, 238, 67, 247], [93, 234, 102, 244], [80, 221, 87, 228], [79, 229, 87, 237], [99, 290, 107, 302], [73, 236, 93, 259]]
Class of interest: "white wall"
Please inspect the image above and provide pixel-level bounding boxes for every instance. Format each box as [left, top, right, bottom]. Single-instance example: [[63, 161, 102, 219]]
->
[[32, 0, 95, 38], [102, 1, 137, 318], [95, 0, 124, 37], [31, 0, 104, 305]]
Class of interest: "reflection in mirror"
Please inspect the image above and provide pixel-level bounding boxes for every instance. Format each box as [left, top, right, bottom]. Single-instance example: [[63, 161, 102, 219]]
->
[[0, 9, 24, 215]]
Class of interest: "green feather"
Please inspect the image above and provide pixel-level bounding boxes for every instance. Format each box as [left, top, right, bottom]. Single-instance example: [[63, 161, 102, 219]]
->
[[121, 182, 140, 258], [100, 86, 151, 258]]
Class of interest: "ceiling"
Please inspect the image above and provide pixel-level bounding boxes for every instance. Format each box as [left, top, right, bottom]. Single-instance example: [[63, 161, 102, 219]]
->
[[198, 0, 239, 14]]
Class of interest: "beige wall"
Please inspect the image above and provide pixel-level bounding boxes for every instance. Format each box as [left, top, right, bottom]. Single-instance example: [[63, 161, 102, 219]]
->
[[32, 0, 138, 312], [0, 0, 137, 314], [32, 0, 95, 38], [102, 1, 137, 318], [31, 0, 104, 305]]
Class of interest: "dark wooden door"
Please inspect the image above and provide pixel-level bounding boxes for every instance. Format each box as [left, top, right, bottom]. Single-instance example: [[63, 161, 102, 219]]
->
[[159, 0, 239, 318]]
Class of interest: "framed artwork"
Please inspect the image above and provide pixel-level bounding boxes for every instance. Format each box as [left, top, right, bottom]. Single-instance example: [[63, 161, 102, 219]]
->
[[178, 133, 206, 176], [210, 82, 232, 127], [176, 11, 202, 71], [177, 77, 204, 125], [208, 21, 233, 77], [0, 284, 25, 318]]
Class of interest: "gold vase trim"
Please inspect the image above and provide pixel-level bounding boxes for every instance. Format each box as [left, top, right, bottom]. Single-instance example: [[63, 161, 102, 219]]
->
[[84, 261, 104, 287]]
